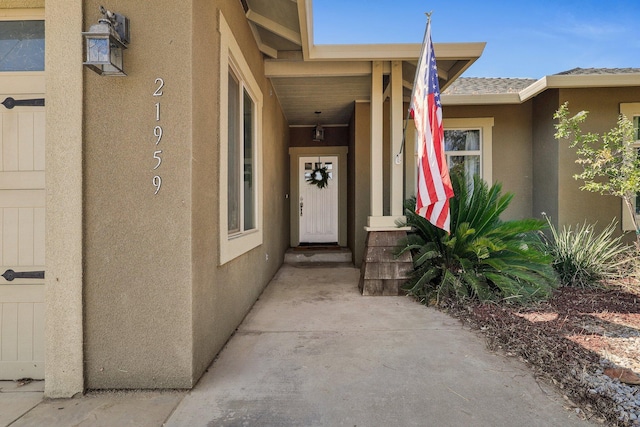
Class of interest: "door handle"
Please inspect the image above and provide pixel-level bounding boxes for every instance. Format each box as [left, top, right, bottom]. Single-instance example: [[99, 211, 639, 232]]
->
[[300, 202, 303, 216], [2, 269, 45, 282]]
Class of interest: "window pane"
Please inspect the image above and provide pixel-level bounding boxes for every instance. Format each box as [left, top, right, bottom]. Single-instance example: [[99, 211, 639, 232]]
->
[[0, 21, 45, 71], [448, 155, 480, 187], [243, 89, 255, 231], [227, 70, 240, 233], [444, 129, 480, 151]]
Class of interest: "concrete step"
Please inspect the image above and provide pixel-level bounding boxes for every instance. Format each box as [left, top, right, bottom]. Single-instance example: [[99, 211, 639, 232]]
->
[[284, 247, 352, 264]]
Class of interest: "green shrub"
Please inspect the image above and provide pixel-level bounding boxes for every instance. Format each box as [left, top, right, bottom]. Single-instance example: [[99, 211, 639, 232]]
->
[[397, 173, 557, 305], [541, 217, 627, 288]]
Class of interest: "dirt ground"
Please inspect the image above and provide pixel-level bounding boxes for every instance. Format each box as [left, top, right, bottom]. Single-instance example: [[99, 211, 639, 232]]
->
[[442, 283, 640, 425]]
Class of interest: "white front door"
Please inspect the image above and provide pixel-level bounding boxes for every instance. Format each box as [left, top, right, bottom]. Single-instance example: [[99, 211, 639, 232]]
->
[[299, 156, 338, 243], [0, 13, 46, 380]]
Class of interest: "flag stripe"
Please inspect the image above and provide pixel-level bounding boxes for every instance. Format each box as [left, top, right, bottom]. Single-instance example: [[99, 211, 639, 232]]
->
[[409, 18, 453, 232]]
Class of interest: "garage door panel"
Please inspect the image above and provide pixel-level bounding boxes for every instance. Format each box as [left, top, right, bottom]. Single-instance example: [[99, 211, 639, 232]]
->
[[0, 189, 45, 207], [33, 207, 44, 266], [2, 208, 18, 266], [1, 302, 18, 361], [18, 112, 34, 171], [0, 18, 46, 380], [18, 208, 34, 266], [2, 113, 18, 171], [33, 112, 45, 170], [0, 171, 44, 190]]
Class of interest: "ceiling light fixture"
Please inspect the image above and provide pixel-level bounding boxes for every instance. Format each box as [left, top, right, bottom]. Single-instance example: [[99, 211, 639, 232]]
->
[[312, 111, 324, 142]]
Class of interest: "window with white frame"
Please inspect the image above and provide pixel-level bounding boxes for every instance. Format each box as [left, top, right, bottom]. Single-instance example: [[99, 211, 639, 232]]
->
[[227, 66, 256, 235], [219, 12, 263, 264], [443, 118, 494, 188], [620, 103, 640, 231]]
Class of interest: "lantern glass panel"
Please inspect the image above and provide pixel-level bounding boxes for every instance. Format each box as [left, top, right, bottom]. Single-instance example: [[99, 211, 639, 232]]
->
[[86, 37, 110, 63]]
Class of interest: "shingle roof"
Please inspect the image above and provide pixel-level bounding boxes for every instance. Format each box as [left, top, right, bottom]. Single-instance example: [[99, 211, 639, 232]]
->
[[443, 77, 537, 95], [443, 68, 640, 96], [555, 67, 640, 75]]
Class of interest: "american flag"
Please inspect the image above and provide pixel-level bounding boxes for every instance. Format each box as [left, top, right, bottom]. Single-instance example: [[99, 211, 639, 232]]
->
[[409, 18, 454, 232]]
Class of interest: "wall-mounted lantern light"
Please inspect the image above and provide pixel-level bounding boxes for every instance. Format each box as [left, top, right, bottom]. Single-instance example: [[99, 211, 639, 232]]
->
[[312, 111, 324, 142], [82, 6, 130, 76]]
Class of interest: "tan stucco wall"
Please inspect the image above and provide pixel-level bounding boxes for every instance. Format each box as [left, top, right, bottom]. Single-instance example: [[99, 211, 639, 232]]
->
[[190, 0, 290, 382], [444, 104, 534, 220], [351, 102, 371, 267], [82, 0, 195, 389], [44, 0, 84, 398], [532, 89, 560, 226], [557, 87, 640, 241], [80, 0, 290, 390]]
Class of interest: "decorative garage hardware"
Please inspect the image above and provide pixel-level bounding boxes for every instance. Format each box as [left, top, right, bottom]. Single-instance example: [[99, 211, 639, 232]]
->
[[1, 97, 45, 109], [2, 269, 45, 282], [83, 6, 130, 76]]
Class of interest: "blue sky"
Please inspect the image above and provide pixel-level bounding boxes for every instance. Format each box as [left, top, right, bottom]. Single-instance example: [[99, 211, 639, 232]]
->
[[313, 1, 640, 78]]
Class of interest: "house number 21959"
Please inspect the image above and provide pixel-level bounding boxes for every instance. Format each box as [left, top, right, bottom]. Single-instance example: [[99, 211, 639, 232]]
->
[[152, 77, 164, 194]]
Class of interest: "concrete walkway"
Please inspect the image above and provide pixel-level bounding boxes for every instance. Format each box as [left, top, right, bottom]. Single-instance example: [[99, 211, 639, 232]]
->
[[2, 264, 593, 426]]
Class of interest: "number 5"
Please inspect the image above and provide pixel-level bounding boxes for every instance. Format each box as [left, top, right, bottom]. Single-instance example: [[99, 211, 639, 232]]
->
[[153, 150, 162, 170]]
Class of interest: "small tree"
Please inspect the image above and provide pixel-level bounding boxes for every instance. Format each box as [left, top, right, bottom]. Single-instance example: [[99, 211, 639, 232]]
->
[[554, 102, 640, 246]]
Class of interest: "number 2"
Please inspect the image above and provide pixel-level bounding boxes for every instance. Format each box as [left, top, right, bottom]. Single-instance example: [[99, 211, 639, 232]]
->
[[153, 78, 164, 96]]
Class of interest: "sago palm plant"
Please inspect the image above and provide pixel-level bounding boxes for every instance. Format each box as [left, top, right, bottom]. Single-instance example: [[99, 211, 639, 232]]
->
[[397, 173, 557, 305]]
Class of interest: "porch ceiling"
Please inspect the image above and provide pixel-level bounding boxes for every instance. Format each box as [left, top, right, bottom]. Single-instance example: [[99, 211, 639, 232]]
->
[[243, 0, 485, 127]]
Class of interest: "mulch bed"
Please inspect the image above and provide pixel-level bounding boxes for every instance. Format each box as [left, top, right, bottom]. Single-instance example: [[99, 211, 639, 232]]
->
[[440, 284, 640, 425]]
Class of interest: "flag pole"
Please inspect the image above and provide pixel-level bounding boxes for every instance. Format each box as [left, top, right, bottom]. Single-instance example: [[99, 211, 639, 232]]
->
[[394, 11, 433, 164]]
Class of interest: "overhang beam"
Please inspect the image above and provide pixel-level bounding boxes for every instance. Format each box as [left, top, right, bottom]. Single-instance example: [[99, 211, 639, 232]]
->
[[246, 9, 302, 46]]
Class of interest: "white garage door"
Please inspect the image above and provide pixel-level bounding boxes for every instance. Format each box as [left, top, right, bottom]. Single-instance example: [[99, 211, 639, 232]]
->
[[0, 12, 46, 380]]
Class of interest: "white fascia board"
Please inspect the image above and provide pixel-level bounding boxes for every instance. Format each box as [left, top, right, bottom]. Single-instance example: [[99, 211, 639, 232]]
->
[[306, 42, 485, 62], [433, 42, 487, 60], [518, 77, 549, 102], [298, 0, 314, 59], [442, 93, 522, 106], [519, 74, 640, 102], [545, 73, 640, 89], [299, 2, 485, 61], [310, 43, 421, 60], [265, 60, 388, 77]]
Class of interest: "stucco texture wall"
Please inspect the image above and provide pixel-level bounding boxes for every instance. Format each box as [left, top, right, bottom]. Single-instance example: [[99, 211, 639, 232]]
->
[[532, 89, 560, 225], [444, 104, 534, 220], [351, 102, 371, 267], [83, 0, 195, 389], [190, 0, 290, 382], [558, 87, 640, 239], [82, 0, 290, 389]]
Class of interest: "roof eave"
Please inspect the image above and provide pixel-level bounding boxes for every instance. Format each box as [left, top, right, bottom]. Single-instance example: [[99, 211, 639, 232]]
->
[[299, 1, 485, 63], [442, 93, 522, 106], [519, 74, 640, 102]]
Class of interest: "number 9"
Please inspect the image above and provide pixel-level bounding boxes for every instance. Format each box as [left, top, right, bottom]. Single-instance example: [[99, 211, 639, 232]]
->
[[154, 126, 163, 145], [153, 175, 162, 195]]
